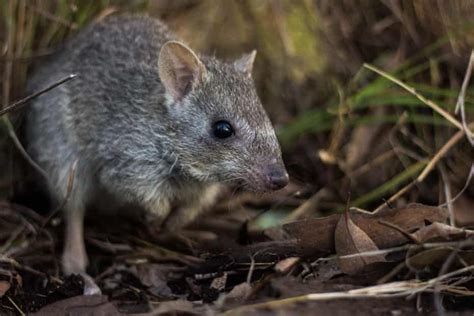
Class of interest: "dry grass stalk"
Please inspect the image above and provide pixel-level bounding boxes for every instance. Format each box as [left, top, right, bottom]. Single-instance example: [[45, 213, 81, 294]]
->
[[224, 266, 474, 315], [363, 63, 474, 139], [6, 296, 25, 316], [416, 125, 470, 182], [455, 50, 474, 145], [284, 188, 327, 222], [0, 74, 77, 116], [438, 164, 455, 226], [374, 118, 473, 213], [439, 166, 474, 210], [433, 238, 474, 315]]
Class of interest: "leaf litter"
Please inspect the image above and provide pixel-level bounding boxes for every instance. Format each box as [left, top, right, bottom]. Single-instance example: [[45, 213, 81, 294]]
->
[[1, 196, 474, 315]]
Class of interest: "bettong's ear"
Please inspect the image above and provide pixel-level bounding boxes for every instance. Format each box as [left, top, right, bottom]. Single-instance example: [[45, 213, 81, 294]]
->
[[234, 50, 257, 78], [158, 41, 207, 101]]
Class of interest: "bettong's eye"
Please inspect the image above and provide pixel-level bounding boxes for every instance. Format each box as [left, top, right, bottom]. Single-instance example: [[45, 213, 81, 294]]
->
[[212, 120, 234, 139]]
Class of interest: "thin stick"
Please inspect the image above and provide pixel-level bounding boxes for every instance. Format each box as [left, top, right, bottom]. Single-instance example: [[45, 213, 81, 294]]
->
[[3, 117, 49, 180], [42, 159, 78, 227], [284, 188, 327, 223], [0, 74, 76, 181], [407, 264, 474, 296], [438, 163, 455, 227], [0, 256, 62, 284], [374, 181, 415, 213], [439, 165, 474, 208], [378, 220, 420, 244], [223, 282, 414, 315], [455, 50, 474, 145], [432, 239, 474, 315], [416, 127, 466, 182], [0, 73, 76, 116], [314, 239, 473, 263], [0, 48, 54, 62], [349, 149, 396, 178], [363, 63, 474, 139], [247, 255, 256, 284], [223, 278, 465, 315], [6, 297, 25, 316]]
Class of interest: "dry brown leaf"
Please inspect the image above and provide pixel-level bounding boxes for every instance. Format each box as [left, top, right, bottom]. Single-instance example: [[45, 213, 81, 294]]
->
[[453, 196, 474, 226], [406, 247, 453, 270], [411, 222, 474, 243], [335, 212, 386, 275], [273, 203, 447, 256], [204, 204, 449, 273], [407, 246, 474, 271], [0, 280, 10, 297]]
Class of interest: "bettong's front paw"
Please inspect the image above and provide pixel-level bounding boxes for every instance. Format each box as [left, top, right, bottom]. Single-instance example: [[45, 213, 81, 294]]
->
[[62, 248, 101, 295], [143, 213, 167, 238], [143, 212, 199, 250], [80, 273, 102, 295]]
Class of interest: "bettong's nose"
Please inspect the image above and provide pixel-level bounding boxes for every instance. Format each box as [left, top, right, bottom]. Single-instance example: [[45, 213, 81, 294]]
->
[[264, 163, 289, 190]]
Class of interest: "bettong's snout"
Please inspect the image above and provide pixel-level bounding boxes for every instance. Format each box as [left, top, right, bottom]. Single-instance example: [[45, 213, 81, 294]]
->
[[264, 163, 289, 190]]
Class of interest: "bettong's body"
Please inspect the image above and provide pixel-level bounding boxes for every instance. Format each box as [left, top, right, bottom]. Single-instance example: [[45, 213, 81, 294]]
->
[[26, 15, 288, 292]]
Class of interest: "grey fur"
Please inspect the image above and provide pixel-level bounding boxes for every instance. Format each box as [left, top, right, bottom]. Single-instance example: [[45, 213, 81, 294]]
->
[[26, 15, 287, 276]]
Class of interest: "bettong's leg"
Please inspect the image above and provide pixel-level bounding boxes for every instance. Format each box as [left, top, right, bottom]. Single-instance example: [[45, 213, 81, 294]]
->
[[61, 189, 101, 295]]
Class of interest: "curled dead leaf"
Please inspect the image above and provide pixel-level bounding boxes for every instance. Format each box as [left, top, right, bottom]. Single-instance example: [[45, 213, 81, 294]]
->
[[335, 212, 386, 275]]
